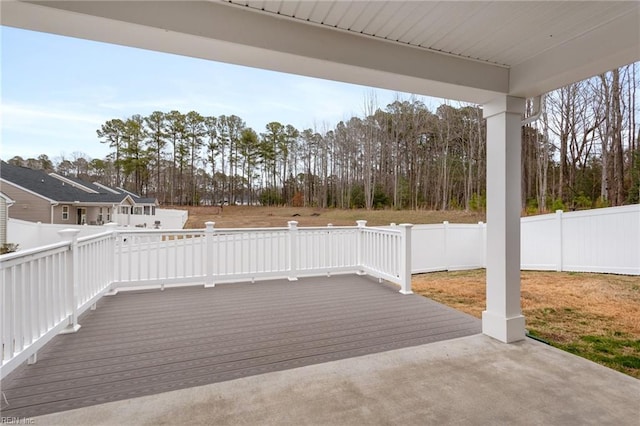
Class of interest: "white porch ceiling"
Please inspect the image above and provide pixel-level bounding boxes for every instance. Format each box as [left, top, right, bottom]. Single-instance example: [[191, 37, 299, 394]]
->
[[2, 1, 639, 104]]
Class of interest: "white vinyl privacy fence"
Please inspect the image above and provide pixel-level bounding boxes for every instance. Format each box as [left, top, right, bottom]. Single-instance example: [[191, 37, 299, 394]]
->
[[0, 221, 411, 379], [412, 204, 640, 275]]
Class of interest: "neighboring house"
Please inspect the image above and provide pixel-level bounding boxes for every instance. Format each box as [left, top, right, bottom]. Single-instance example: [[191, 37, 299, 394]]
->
[[0, 161, 158, 226]]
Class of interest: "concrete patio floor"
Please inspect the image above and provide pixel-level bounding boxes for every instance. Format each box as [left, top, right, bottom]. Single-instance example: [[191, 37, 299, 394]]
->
[[34, 334, 639, 426]]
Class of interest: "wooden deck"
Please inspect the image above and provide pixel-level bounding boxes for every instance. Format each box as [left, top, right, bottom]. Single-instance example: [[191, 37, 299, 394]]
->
[[0, 275, 480, 418]]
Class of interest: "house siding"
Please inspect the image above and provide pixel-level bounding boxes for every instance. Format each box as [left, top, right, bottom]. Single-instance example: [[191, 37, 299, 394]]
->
[[1, 181, 51, 223], [52, 204, 77, 225]]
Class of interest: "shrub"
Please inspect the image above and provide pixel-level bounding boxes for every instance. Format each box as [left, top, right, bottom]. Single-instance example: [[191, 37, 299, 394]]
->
[[551, 198, 565, 212], [259, 189, 282, 206], [0, 243, 19, 255]]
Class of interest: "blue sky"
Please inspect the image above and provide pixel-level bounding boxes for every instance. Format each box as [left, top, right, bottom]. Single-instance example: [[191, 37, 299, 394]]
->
[[1, 26, 441, 162]]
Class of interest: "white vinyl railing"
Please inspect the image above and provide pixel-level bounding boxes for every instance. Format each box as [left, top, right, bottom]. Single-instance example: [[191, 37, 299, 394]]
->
[[359, 223, 413, 294], [0, 229, 115, 379], [0, 221, 411, 379]]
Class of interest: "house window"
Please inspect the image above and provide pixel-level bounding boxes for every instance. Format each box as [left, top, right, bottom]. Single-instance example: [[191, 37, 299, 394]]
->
[[62, 205, 69, 220], [97, 207, 103, 224], [143, 205, 150, 215], [106, 208, 111, 222], [152, 206, 156, 215], [120, 206, 129, 215], [133, 206, 143, 215]]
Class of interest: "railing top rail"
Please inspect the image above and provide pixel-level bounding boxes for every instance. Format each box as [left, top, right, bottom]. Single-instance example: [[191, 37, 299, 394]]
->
[[296, 226, 359, 231], [0, 241, 69, 265], [116, 229, 206, 235], [77, 230, 116, 244], [362, 227, 402, 235], [210, 227, 289, 232]]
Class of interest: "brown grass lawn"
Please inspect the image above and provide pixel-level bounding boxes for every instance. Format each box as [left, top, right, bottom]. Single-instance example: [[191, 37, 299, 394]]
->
[[413, 270, 640, 378], [175, 205, 486, 229], [175, 206, 639, 378]]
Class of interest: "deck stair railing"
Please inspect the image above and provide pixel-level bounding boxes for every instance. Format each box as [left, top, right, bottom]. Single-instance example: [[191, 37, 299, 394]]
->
[[0, 221, 412, 379]]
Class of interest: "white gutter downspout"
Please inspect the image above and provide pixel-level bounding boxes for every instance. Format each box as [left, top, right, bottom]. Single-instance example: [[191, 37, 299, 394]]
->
[[522, 95, 544, 125], [50, 202, 59, 223]]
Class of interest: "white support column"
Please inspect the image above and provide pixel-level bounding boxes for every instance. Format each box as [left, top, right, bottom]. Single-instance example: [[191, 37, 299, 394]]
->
[[482, 96, 526, 343]]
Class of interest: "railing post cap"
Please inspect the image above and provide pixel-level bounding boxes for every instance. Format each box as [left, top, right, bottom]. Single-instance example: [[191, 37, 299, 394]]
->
[[555, 209, 563, 214], [356, 220, 367, 227], [399, 223, 413, 228], [205, 221, 215, 229], [288, 221, 298, 228]]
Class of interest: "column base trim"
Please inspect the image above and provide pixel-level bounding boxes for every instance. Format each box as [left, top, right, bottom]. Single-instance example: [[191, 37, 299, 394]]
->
[[482, 311, 525, 343]]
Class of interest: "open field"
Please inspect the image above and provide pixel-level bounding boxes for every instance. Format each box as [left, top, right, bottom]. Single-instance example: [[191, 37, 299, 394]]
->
[[176, 205, 486, 229], [413, 270, 640, 378]]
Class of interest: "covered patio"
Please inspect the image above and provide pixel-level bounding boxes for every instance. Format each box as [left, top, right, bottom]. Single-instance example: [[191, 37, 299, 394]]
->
[[1, 1, 639, 423]]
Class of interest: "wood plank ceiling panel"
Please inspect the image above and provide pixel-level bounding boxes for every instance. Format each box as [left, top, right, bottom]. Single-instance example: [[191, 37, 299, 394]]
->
[[360, 2, 406, 37], [225, 1, 638, 69], [391, 2, 440, 47], [277, 1, 298, 16], [373, 2, 424, 40], [324, 1, 358, 28], [307, 1, 335, 24]]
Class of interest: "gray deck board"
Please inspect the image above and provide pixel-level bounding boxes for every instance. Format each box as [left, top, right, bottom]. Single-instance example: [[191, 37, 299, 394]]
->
[[0, 275, 480, 418]]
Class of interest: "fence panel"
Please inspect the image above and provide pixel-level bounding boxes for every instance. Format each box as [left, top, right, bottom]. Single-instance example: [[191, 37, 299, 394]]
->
[[296, 227, 359, 275], [114, 230, 206, 287], [560, 206, 639, 275], [412, 225, 447, 273], [447, 223, 484, 270], [521, 214, 559, 271], [211, 228, 289, 281]]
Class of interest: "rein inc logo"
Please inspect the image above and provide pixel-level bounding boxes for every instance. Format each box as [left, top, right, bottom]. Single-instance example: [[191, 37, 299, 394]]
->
[[0, 418, 35, 425]]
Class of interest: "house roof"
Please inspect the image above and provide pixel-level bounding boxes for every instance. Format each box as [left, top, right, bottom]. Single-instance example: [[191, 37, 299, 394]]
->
[[0, 161, 158, 205]]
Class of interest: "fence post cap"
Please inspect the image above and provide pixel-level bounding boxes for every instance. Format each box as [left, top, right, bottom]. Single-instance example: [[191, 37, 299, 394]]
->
[[399, 223, 413, 228], [205, 221, 215, 230], [288, 221, 298, 228], [58, 229, 80, 241], [356, 220, 367, 227]]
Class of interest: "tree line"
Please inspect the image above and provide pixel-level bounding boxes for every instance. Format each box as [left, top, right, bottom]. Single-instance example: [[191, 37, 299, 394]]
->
[[8, 63, 639, 212]]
